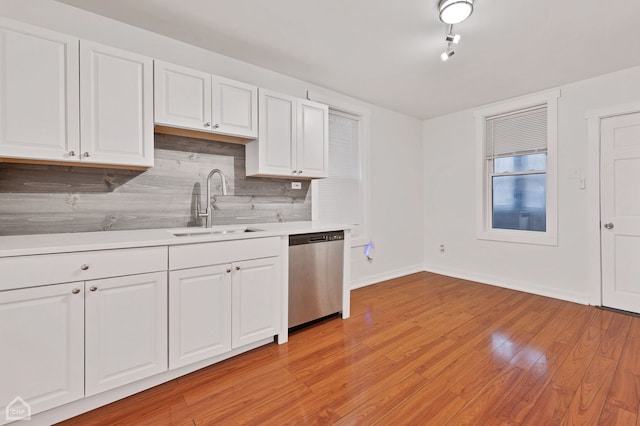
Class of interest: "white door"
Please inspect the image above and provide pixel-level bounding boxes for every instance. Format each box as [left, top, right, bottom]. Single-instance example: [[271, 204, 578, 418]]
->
[[154, 60, 212, 132], [85, 272, 167, 396], [255, 90, 296, 176], [601, 111, 640, 313], [231, 257, 280, 348], [297, 99, 328, 178], [211, 75, 258, 138], [80, 41, 154, 167], [0, 283, 84, 420], [169, 265, 232, 369], [0, 18, 80, 162]]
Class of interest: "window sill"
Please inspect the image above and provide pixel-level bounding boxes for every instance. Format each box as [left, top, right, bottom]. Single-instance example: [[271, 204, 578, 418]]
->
[[476, 229, 558, 246]]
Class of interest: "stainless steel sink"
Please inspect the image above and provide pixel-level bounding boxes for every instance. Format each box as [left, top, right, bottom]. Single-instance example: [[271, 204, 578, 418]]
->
[[169, 227, 262, 237]]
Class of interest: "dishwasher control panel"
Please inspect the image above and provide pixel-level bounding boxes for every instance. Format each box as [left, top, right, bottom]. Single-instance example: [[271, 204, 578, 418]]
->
[[289, 230, 344, 246]]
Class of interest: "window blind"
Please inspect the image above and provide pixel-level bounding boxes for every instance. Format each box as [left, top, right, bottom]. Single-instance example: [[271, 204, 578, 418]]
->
[[486, 105, 547, 159], [314, 112, 362, 236]]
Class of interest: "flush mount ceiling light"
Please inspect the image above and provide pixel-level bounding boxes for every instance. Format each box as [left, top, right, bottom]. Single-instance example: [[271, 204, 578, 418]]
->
[[439, 0, 474, 24]]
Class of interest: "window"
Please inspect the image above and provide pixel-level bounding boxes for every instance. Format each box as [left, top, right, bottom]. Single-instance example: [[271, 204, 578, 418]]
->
[[308, 92, 370, 247], [475, 91, 559, 245]]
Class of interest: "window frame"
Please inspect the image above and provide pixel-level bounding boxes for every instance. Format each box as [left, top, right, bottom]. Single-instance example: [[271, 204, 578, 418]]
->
[[307, 90, 371, 247], [474, 90, 560, 246]]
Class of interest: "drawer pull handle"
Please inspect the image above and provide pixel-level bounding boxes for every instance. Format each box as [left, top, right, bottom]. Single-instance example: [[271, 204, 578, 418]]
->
[[89, 286, 98, 292], [72, 288, 80, 294], [81, 264, 90, 271]]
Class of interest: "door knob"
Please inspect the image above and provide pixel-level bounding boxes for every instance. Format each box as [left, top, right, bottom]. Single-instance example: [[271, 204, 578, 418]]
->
[[604, 223, 614, 229]]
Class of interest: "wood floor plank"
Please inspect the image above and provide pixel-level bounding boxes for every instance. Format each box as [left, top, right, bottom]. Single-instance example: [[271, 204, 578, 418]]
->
[[560, 354, 618, 425], [56, 273, 640, 426], [605, 337, 640, 414], [599, 402, 636, 426]]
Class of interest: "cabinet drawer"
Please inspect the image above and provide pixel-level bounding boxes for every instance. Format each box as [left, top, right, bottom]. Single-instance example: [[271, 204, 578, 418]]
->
[[0, 246, 167, 291], [169, 237, 280, 270]]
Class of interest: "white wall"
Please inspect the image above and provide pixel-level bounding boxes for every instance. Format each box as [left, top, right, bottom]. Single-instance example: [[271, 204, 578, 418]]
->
[[0, 0, 425, 287], [423, 65, 640, 303]]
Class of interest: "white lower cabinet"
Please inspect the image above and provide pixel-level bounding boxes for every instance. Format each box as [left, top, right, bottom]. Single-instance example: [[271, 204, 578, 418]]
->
[[0, 238, 283, 422], [232, 257, 281, 348], [85, 272, 168, 396], [168, 238, 282, 369], [0, 282, 84, 422], [169, 265, 232, 369], [0, 271, 167, 421]]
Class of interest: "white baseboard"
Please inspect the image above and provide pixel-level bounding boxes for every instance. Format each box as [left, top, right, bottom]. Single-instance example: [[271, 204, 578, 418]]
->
[[423, 263, 590, 305], [350, 264, 425, 290]]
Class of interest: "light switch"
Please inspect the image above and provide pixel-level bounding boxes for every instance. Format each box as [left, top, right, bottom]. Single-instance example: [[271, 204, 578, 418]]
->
[[291, 182, 302, 189]]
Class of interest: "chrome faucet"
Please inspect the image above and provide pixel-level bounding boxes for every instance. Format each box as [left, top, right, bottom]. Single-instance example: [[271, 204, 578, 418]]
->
[[197, 168, 228, 228]]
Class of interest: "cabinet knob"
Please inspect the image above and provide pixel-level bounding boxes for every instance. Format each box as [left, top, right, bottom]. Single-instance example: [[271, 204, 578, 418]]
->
[[298, 170, 303, 174], [68, 151, 76, 157], [204, 122, 211, 127], [83, 152, 90, 158], [72, 288, 80, 294], [292, 170, 297, 175], [235, 266, 240, 271], [80, 264, 90, 271], [604, 222, 614, 229], [89, 286, 98, 292], [213, 123, 220, 129], [226, 268, 231, 273]]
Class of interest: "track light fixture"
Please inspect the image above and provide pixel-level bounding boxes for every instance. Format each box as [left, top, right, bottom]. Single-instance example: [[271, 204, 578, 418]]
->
[[439, 0, 474, 25], [440, 49, 455, 62], [445, 33, 461, 44], [437, 0, 474, 63]]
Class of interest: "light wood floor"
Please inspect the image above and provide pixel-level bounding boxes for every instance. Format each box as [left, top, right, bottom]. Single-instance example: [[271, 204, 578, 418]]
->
[[59, 272, 640, 425]]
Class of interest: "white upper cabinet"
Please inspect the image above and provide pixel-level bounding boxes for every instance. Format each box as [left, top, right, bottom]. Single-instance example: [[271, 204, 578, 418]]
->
[[80, 41, 154, 167], [211, 75, 258, 138], [0, 19, 154, 168], [0, 18, 80, 162], [154, 61, 258, 139], [297, 99, 329, 178], [246, 90, 328, 179], [154, 60, 212, 131]]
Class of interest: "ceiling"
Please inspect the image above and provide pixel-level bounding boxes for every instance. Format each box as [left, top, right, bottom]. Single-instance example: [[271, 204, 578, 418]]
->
[[56, 0, 640, 119]]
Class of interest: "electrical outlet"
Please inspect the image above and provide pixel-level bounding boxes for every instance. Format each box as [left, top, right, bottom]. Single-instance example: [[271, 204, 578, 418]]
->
[[291, 182, 302, 189]]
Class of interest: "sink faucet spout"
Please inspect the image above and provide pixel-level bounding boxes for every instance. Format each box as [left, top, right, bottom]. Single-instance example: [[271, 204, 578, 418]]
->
[[197, 168, 228, 228]]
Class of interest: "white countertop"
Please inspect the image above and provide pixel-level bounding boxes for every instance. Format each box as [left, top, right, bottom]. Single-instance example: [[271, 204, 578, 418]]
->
[[0, 221, 351, 257]]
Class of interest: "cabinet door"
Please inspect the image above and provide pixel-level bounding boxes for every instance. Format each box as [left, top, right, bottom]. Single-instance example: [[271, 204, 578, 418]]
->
[[0, 18, 80, 162], [85, 272, 167, 396], [0, 282, 84, 419], [80, 41, 154, 167], [232, 257, 281, 348], [169, 265, 232, 369], [250, 90, 296, 177], [297, 99, 329, 178], [154, 60, 212, 132], [211, 75, 257, 138]]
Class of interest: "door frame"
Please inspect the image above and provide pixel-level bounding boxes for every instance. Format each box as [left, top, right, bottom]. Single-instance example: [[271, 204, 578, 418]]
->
[[586, 101, 640, 306]]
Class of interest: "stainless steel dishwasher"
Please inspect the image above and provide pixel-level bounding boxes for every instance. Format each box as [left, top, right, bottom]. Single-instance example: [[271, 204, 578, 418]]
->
[[288, 231, 344, 328]]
